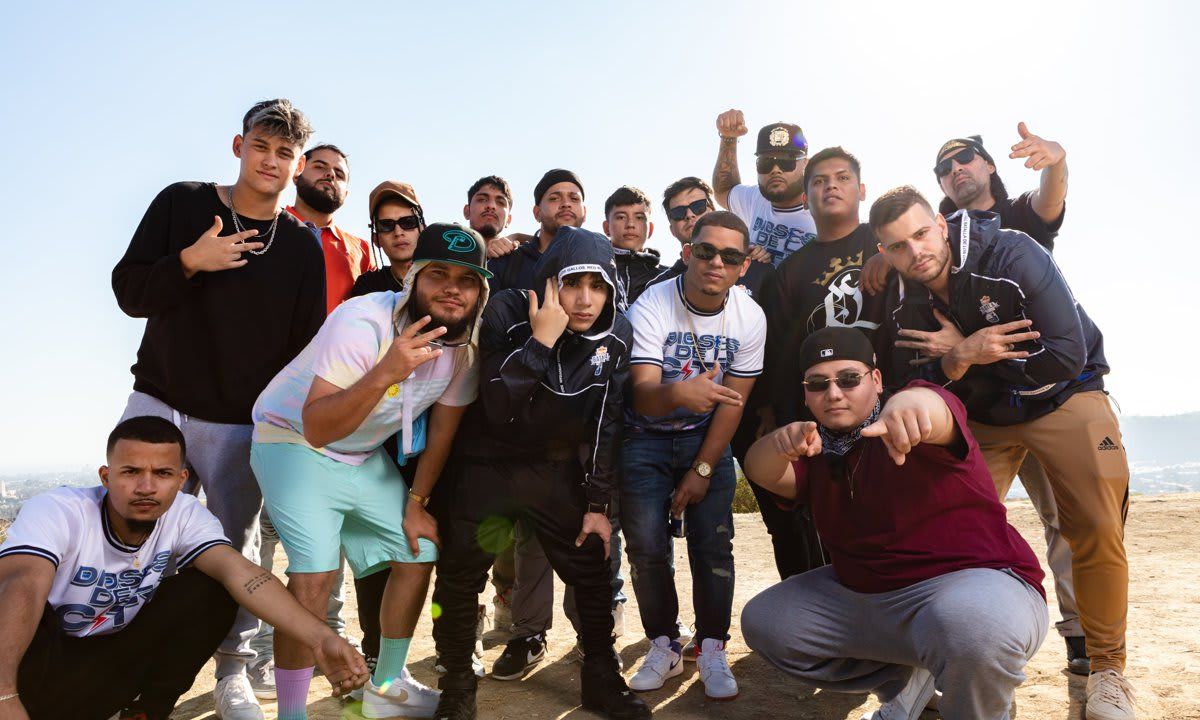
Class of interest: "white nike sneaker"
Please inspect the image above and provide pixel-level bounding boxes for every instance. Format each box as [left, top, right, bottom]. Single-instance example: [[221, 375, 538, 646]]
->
[[861, 667, 935, 720], [696, 638, 738, 700], [1086, 669, 1137, 720], [213, 673, 264, 720], [628, 636, 683, 691], [362, 668, 441, 719]]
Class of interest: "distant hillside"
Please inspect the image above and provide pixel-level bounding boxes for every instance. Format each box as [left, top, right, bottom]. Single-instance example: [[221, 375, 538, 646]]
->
[[1121, 412, 1200, 465]]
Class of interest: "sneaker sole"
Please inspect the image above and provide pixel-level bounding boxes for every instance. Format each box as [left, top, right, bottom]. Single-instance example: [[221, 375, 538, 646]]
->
[[251, 688, 276, 700], [629, 660, 684, 692], [703, 689, 739, 701]]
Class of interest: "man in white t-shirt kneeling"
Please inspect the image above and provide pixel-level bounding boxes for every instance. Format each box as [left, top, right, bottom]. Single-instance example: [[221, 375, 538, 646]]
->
[[0, 416, 368, 720], [250, 223, 490, 720]]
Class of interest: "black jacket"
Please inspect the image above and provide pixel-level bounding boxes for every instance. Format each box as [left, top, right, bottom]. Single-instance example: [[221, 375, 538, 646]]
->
[[458, 227, 632, 505], [882, 210, 1107, 425], [487, 232, 545, 292], [613, 246, 666, 311]]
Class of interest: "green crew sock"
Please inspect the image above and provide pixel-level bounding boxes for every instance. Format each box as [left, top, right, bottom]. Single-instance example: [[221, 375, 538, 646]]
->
[[374, 636, 413, 686]]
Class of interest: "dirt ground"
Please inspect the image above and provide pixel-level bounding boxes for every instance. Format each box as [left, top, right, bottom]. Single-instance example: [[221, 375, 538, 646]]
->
[[171, 493, 1200, 719]]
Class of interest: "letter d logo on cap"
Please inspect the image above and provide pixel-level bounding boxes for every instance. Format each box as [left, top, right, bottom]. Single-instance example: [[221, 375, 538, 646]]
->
[[443, 229, 478, 253]]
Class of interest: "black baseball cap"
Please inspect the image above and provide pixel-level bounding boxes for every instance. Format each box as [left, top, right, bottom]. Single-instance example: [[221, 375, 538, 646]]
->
[[799, 327, 876, 374], [936, 135, 996, 167], [414, 223, 492, 279], [534, 168, 585, 205], [756, 122, 808, 157]]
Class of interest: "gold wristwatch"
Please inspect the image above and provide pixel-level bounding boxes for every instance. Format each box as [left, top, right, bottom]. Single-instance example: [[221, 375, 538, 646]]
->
[[692, 460, 713, 479], [407, 490, 430, 507]]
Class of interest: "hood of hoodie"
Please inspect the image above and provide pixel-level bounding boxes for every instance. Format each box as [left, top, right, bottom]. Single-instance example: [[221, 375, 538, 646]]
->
[[531, 226, 618, 341], [387, 258, 490, 455], [945, 208, 1003, 276]]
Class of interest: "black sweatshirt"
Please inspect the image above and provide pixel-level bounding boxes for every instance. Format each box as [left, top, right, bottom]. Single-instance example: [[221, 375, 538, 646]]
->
[[112, 182, 326, 424]]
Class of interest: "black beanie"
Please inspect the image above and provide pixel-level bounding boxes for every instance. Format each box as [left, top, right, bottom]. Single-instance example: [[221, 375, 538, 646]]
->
[[534, 169, 584, 205]]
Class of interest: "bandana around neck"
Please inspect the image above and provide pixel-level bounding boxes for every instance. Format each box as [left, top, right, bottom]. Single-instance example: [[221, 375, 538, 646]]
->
[[818, 399, 882, 456]]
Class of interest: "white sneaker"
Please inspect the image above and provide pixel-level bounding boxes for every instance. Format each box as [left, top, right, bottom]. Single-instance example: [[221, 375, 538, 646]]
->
[[696, 638, 738, 700], [1086, 669, 1137, 720], [213, 673, 264, 720], [432, 652, 486, 677], [362, 668, 441, 719], [861, 667, 935, 720], [612, 602, 626, 638], [246, 658, 276, 700], [628, 636, 683, 691]]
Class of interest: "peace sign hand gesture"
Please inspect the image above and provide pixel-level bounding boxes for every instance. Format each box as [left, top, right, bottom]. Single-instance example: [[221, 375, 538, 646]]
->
[[1010, 122, 1066, 171], [529, 277, 570, 349], [379, 315, 446, 384]]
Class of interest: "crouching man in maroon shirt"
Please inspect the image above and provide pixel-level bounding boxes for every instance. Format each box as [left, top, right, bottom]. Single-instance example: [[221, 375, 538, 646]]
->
[[741, 327, 1047, 720]]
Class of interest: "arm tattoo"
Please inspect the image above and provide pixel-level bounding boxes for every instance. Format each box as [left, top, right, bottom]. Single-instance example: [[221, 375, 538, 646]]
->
[[713, 138, 741, 195], [243, 571, 273, 595]]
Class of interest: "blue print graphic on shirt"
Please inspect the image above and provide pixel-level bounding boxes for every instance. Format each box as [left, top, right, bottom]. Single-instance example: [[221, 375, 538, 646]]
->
[[57, 550, 172, 633], [751, 217, 816, 265], [662, 332, 740, 380]]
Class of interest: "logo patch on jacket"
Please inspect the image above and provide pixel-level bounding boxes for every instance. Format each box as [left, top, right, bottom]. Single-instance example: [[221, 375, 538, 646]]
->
[[590, 346, 611, 376], [978, 295, 1000, 323]]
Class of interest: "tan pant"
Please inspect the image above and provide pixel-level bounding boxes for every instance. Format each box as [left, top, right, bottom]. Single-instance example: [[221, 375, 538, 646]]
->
[[969, 391, 1130, 673]]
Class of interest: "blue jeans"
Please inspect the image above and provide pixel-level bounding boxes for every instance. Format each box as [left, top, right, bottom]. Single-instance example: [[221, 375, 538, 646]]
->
[[620, 429, 736, 644]]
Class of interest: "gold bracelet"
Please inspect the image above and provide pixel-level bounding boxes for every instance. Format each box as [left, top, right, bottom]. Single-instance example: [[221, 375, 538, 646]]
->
[[0, 692, 18, 702], [407, 490, 429, 508]]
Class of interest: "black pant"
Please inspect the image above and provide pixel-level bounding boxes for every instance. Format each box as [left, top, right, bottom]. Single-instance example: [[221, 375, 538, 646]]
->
[[732, 420, 827, 580], [18, 569, 237, 720], [431, 457, 615, 690]]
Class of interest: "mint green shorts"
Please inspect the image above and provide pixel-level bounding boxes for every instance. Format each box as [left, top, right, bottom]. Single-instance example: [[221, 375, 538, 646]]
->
[[251, 441, 437, 578]]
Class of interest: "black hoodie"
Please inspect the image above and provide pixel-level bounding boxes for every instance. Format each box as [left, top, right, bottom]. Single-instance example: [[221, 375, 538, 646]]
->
[[881, 210, 1108, 426], [457, 227, 632, 505], [613, 246, 666, 311]]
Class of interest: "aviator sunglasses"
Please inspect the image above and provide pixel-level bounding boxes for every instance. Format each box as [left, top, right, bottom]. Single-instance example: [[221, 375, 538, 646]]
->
[[372, 216, 422, 233], [934, 147, 978, 178], [756, 155, 803, 174], [690, 241, 747, 266], [667, 198, 711, 222], [802, 371, 872, 393]]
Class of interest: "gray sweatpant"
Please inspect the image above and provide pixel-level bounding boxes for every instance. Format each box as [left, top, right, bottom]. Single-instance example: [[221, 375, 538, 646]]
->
[[120, 391, 262, 678], [1016, 454, 1082, 637], [742, 566, 1048, 720]]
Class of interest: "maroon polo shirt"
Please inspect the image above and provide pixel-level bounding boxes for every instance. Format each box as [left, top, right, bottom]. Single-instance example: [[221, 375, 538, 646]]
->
[[791, 381, 1045, 598]]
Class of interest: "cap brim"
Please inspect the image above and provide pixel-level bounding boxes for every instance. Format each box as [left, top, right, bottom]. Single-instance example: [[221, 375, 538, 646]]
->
[[422, 258, 493, 279]]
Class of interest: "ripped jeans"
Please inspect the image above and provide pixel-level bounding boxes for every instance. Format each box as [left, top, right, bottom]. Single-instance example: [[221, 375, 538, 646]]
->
[[620, 429, 736, 644]]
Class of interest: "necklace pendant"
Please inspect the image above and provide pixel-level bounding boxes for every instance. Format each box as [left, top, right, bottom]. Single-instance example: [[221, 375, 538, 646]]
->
[[132, 556, 141, 569]]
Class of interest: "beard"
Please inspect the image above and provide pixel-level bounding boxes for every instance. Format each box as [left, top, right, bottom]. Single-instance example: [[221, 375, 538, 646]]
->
[[948, 173, 988, 208], [475, 222, 500, 240], [296, 175, 345, 214], [407, 287, 476, 341], [760, 175, 805, 205]]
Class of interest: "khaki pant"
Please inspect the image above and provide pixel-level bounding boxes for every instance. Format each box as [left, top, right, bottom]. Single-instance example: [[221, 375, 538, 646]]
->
[[969, 390, 1130, 673]]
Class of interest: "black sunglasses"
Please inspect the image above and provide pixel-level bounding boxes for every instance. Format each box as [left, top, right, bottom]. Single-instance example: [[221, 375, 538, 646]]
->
[[934, 147, 977, 178], [667, 199, 711, 222], [802, 371, 871, 393], [690, 241, 747, 266], [373, 216, 422, 233], [756, 155, 803, 174]]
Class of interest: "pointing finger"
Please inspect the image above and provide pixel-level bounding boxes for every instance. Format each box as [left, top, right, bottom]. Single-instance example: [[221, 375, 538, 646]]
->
[[402, 315, 433, 338], [229, 228, 260, 243], [860, 420, 888, 438]]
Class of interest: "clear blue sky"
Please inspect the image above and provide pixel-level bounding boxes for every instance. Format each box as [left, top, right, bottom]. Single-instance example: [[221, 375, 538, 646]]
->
[[1, 1, 1196, 472]]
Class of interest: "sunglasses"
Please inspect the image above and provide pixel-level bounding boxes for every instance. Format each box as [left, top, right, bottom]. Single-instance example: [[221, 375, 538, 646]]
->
[[690, 241, 747, 266], [802, 371, 872, 393], [667, 199, 711, 222], [373, 216, 422, 233], [756, 155, 803, 174], [934, 147, 977, 178]]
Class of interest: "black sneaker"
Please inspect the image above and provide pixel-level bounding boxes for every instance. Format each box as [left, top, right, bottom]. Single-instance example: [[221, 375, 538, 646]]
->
[[491, 633, 546, 680], [433, 687, 477, 720], [1065, 636, 1090, 676], [581, 661, 652, 719]]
